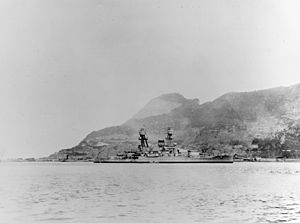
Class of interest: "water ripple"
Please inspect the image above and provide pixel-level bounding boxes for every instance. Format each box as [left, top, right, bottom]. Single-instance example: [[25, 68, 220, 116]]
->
[[1, 162, 300, 222]]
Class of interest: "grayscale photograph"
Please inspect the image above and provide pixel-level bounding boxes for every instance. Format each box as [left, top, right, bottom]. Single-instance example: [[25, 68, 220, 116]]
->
[[1, 0, 300, 222]]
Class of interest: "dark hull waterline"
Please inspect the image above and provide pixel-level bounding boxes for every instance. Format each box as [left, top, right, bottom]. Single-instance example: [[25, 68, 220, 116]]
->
[[95, 159, 233, 164]]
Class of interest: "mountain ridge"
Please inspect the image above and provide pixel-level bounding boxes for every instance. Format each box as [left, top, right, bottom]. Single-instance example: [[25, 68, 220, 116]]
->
[[48, 83, 300, 160]]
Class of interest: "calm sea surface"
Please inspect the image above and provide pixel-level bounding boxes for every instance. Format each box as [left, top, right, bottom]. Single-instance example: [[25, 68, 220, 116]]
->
[[1, 162, 300, 223]]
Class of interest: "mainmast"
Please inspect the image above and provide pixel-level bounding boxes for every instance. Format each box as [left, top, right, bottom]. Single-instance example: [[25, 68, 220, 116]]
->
[[165, 127, 174, 147]]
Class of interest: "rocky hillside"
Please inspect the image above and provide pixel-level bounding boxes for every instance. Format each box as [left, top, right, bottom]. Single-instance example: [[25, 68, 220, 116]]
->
[[49, 84, 300, 160]]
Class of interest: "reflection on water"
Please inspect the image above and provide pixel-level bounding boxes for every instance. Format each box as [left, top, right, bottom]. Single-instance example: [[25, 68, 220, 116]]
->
[[1, 162, 300, 223]]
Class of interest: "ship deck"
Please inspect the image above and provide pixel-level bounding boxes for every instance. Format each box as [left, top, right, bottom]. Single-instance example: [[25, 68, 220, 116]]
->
[[95, 158, 234, 164]]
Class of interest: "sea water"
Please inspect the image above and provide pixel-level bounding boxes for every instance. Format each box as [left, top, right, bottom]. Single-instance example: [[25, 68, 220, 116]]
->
[[0, 162, 300, 223]]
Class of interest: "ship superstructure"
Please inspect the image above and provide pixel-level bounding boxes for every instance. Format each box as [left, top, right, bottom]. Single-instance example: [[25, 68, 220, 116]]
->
[[95, 127, 233, 163]]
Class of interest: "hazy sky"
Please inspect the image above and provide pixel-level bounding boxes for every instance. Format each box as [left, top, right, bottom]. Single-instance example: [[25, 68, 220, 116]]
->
[[1, 0, 300, 158]]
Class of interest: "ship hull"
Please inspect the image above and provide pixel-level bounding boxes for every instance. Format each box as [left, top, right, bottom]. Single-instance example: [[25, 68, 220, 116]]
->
[[97, 160, 233, 163], [95, 156, 234, 164]]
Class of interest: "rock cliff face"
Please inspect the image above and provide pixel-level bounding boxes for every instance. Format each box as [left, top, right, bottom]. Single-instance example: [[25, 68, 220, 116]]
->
[[50, 84, 300, 160]]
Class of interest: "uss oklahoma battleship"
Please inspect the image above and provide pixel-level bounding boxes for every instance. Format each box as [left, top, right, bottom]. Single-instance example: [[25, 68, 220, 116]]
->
[[94, 127, 233, 163]]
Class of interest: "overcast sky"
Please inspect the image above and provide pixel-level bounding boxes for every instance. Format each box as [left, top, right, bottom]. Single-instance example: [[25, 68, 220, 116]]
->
[[1, 0, 300, 158]]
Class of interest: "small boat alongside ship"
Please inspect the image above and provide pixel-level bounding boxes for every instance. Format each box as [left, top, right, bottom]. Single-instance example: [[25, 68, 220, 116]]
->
[[94, 127, 233, 164]]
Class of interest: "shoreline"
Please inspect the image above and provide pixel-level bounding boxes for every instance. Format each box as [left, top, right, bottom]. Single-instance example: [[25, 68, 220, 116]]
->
[[2, 159, 300, 163]]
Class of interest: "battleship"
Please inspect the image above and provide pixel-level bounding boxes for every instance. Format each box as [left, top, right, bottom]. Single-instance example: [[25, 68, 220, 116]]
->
[[94, 127, 233, 163]]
